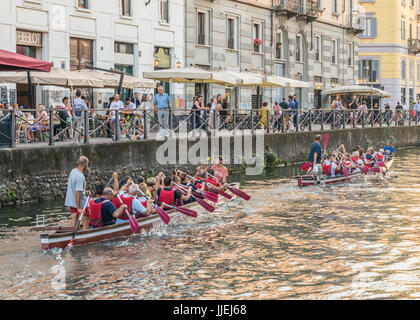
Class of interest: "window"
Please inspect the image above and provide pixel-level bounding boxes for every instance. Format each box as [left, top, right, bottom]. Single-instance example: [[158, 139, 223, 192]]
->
[[409, 23, 413, 39], [121, 0, 131, 16], [358, 59, 379, 82], [360, 17, 377, 38], [402, 20, 406, 40], [253, 22, 262, 53], [296, 35, 301, 62], [160, 0, 168, 23], [115, 42, 134, 54], [331, 39, 337, 64], [348, 42, 353, 66], [333, 0, 338, 13], [401, 59, 406, 79], [275, 31, 283, 60], [417, 63, 420, 81], [331, 78, 339, 86], [78, 0, 88, 9], [227, 17, 237, 49], [410, 60, 414, 80], [315, 36, 321, 61], [197, 11, 206, 45]]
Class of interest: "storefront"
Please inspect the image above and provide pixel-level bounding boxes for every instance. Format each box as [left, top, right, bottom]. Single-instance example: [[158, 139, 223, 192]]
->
[[15, 29, 43, 107], [153, 46, 171, 96], [70, 37, 93, 102]]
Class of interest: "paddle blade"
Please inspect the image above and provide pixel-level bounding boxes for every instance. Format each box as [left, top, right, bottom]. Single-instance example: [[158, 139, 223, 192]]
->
[[196, 197, 215, 213], [175, 206, 198, 218], [201, 191, 218, 203], [209, 187, 233, 200], [370, 167, 381, 173], [376, 161, 385, 167], [128, 215, 138, 234], [228, 186, 251, 201], [323, 134, 329, 149], [360, 166, 369, 175], [300, 162, 312, 171], [343, 167, 349, 177], [154, 205, 171, 225]]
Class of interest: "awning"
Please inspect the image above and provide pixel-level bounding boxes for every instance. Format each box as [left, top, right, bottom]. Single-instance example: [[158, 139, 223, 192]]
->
[[321, 85, 392, 98], [75, 69, 156, 89], [143, 66, 238, 86], [262, 75, 310, 88], [0, 49, 51, 72]]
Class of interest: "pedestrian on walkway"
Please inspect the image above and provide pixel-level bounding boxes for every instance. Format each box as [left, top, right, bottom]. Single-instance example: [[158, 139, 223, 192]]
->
[[72, 90, 88, 144], [153, 85, 171, 139]]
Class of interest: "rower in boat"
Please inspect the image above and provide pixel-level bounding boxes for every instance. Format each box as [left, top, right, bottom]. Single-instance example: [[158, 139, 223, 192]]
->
[[373, 149, 385, 166], [113, 183, 153, 223], [89, 185, 128, 229], [364, 147, 375, 168], [351, 151, 364, 173], [156, 174, 192, 210], [205, 156, 229, 190], [383, 140, 395, 162]]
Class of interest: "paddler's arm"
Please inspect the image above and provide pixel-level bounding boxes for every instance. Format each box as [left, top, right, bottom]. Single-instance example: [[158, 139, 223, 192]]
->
[[112, 204, 127, 219], [180, 188, 191, 201], [75, 191, 82, 214], [313, 152, 318, 166], [112, 172, 119, 193]]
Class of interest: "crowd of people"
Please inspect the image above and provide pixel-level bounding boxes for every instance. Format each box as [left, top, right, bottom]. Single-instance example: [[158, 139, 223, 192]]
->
[[64, 155, 230, 230], [307, 134, 395, 183]]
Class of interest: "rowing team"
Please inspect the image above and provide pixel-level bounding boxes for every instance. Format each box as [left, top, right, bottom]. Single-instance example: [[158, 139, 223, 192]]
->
[[65, 156, 229, 231], [307, 135, 395, 179]]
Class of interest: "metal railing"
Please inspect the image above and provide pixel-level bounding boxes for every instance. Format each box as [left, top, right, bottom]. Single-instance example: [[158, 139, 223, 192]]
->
[[0, 108, 419, 147]]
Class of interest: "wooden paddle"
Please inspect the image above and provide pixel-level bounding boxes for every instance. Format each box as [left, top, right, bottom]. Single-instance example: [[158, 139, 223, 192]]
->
[[206, 171, 251, 201], [68, 196, 90, 248], [154, 200, 198, 218], [138, 190, 171, 225], [343, 167, 349, 177], [173, 182, 215, 213], [183, 173, 219, 203], [116, 194, 139, 234], [323, 133, 329, 154]]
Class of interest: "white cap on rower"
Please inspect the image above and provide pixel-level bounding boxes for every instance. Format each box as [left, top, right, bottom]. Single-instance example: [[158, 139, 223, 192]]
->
[[379, 149, 384, 154]]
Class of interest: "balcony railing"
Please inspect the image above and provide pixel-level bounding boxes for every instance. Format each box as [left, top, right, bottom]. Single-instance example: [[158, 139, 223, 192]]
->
[[408, 39, 420, 54], [274, 0, 319, 21]]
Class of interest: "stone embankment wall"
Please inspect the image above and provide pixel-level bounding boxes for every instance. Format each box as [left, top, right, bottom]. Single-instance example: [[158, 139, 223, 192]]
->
[[0, 126, 419, 206]]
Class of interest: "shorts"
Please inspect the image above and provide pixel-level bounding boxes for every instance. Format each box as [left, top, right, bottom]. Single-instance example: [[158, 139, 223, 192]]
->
[[312, 164, 322, 175], [69, 207, 89, 217]]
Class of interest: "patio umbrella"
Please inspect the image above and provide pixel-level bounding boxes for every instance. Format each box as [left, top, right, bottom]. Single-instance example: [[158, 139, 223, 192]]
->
[[0, 68, 103, 88], [75, 69, 156, 89], [321, 85, 391, 98], [143, 66, 237, 85]]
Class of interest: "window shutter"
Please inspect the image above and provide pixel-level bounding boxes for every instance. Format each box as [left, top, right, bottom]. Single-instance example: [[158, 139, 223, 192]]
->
[[358, 60, 363, 79], [371, 18, 377, 38], [358, 16, 366, 38]]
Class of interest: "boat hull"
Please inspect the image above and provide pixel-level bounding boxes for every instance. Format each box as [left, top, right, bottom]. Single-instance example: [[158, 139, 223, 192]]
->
[[297, 172, 362, 187], [40, 183, 239, 250]]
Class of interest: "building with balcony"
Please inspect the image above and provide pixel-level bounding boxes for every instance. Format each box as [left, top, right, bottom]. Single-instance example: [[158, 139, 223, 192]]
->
[[0, 0, 185, 108], [358, 0, 420, 107], [184, 0, 360, 110]]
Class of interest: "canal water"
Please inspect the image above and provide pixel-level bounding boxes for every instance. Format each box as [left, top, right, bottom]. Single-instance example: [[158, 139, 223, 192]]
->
[[0, 148, 419, 299]]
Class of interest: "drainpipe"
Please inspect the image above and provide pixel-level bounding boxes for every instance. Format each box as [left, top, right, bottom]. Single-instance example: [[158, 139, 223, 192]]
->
[[271, 0, 274, 105], [184, 0, 187, 110]]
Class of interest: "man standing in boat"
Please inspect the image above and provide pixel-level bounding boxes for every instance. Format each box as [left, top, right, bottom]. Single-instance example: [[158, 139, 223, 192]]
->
[[308, 135, 322, 183], [205, 156, 228, 190], [383, 140, 395, 162], [65, 156, 90, 230]]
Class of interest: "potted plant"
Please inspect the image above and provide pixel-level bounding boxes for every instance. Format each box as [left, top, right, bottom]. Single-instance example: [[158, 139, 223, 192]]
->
[[276, 42, 282, 49], [254, 38, 263, 46]]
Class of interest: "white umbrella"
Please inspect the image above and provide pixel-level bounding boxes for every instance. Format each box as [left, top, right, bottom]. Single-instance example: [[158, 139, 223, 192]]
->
[[75, 69, 156, 89], [322, 85, 391, 98], [0, 67, 103, 88], [143, 66, 237, 85]]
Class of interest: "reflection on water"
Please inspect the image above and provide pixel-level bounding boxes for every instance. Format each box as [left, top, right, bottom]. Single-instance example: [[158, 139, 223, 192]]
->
[[0, 148, 419, 299]]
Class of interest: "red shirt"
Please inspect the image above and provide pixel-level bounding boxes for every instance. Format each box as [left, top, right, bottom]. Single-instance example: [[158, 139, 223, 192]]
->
[[211, 165, 228, 182]]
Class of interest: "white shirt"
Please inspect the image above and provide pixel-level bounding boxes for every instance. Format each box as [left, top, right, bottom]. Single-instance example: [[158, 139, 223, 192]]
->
[[125, 102, 137, 111], [330, 162, 338, 177], [110, 100, 124, 120]]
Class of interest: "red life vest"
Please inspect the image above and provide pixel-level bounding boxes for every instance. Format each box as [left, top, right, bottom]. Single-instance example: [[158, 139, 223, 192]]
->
[[343, 160, 352, 167], [334, 162, 342, 175], [89, 199, 108, 227], [112, 195, 133, 220], [158, 188, 175, 210], [374, 153, 384, 161], [322, 162, 331, 175], [351, 156, 358, 164]]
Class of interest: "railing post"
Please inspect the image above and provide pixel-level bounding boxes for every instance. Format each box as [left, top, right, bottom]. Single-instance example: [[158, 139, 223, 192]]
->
[[379, 110, 383, 127], [48, 110, 54, 146], [281, 111, 285, 133], [295, 111, 299, 132], [10, 110, 15, 148], [169, 109, 173, 138], [408, 110, 411, 126], [342, 110, 346, 129], [370, 109, 374, 127], [362, 112, 365, 128], [84, 110, 89, 144], [320, 110, 324, 131], [115, 110, 119, 141], [143, 110, 148, 139], [308, 110, 312, 131], [332, 111, 336, 130], [251, 109, 254, 135], [416, 111, 419, 125]]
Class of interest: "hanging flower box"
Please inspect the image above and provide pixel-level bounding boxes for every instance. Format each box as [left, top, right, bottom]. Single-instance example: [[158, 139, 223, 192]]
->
[[276, 42, 282, 49], [253, 38, 263, 46]]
